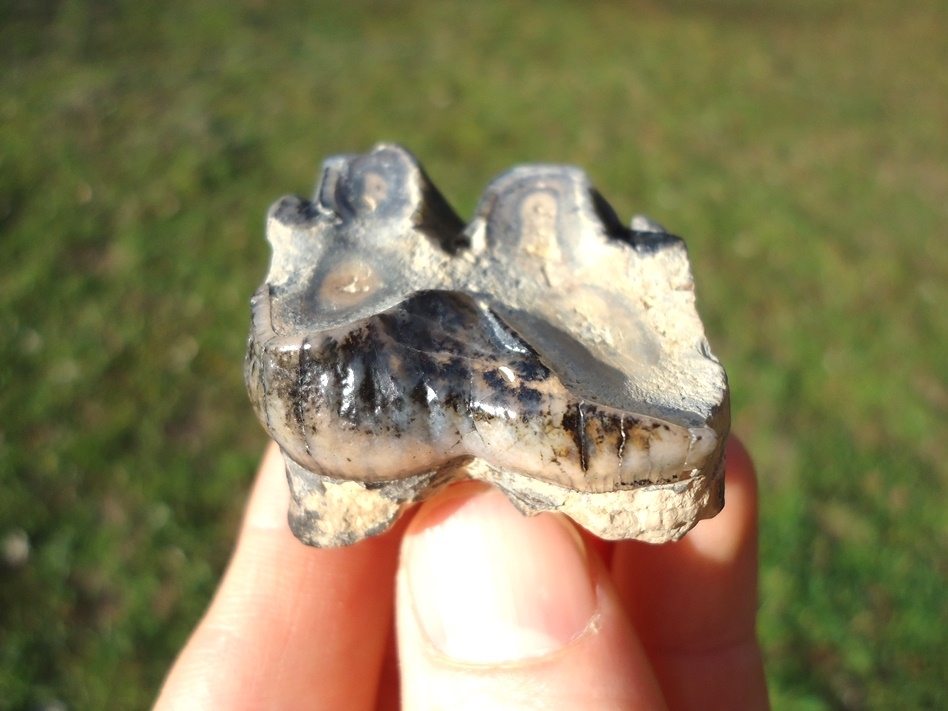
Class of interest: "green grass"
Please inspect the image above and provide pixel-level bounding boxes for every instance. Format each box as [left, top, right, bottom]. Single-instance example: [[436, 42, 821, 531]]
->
[[1, 0, 946, 708]]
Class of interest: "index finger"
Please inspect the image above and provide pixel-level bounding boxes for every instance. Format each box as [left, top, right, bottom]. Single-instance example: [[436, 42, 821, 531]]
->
[[610, 436, 770, 711], [154, 442, 403, 711]]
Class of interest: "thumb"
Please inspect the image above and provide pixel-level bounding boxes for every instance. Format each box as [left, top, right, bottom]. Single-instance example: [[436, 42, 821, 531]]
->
[[396, 484, 668, 711]]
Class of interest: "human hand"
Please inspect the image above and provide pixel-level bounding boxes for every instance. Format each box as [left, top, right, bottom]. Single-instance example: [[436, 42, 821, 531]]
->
[[154, 436, 769, 710]]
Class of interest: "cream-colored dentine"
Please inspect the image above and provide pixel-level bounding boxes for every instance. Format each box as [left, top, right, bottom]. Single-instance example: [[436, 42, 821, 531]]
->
[[518, 191, 562, 262], [318, 260, 379, 309]]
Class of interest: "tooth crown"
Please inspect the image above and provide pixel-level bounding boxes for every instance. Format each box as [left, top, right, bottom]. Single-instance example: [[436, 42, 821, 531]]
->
[[246, 144, 729, 547]]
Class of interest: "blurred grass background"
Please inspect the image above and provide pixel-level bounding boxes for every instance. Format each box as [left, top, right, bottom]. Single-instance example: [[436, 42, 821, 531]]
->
[[1, 0, 946, 708]]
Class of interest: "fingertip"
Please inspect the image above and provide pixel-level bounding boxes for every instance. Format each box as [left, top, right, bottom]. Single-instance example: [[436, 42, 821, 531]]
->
[[243, 440, 292, 532], [685, 435, 759, 566], [402, 484, 596, 664], [612, 433, 760, 646], [156, 442, 403, 711], [609, 433, 769, 710], [725, 434, 758, 503], [396, 484, 667, 709]]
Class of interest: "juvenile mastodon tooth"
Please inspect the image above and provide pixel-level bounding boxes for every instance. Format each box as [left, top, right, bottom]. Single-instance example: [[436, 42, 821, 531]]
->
[[245, 143, 729, 547]]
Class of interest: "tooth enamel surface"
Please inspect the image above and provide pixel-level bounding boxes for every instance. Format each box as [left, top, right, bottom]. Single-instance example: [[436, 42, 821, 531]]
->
[[246, 144, 730, 547]]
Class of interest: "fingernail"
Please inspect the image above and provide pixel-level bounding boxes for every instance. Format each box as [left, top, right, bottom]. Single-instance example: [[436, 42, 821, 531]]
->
[[404, 487, 597, 664]]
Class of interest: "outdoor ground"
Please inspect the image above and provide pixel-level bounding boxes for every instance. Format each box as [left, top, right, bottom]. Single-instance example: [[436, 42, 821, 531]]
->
[[1, 0, 945, 708]]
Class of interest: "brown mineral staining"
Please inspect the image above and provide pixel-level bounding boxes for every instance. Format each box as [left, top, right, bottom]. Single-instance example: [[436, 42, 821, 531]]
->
[[246, 144, 729, 547]]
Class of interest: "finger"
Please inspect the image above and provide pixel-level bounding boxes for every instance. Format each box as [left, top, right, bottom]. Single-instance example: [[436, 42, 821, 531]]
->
[[374, 617, 401, 711], [611, 435, 770, 711], [397, 483, 669, 711], [155, 442, 403, 711]]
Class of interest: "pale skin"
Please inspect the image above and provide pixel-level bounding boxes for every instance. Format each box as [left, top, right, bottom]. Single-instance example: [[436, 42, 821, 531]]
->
[[154, 436, 770, 710]]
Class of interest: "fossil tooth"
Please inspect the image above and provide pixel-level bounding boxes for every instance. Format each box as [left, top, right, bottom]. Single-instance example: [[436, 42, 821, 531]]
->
[[245, 144, 729, 547]]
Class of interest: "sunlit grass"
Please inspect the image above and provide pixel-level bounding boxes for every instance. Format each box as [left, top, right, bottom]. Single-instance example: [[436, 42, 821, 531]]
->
[[1, 0, 945, 708]]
